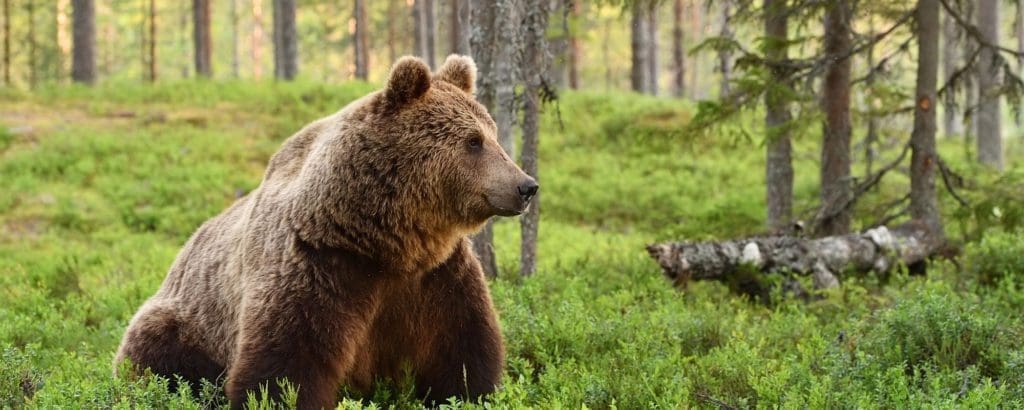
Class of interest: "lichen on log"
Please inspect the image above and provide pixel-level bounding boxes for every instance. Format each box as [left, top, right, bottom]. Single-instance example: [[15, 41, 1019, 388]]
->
[[646, 220, 943, 290]]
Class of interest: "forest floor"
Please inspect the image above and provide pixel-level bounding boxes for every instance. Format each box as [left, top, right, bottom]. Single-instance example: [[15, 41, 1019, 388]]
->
[[1, 82, 1023, 408]]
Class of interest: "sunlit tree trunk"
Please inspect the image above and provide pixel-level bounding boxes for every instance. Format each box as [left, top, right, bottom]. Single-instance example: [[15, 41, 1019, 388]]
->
[[818, 0, 852, 236], [764, 0, 792, 230], [976, 0, 1003, 170], [230, 0, 240, 78], [942, 7, 962, 138], [251, 0, 264, 79], [413, 0, 436, 67], [688, 0, 703, 99], [146, 0, 156, 82], [865, 16, 878, 179], [631, 0, 650, 93], [646, 0, 658, 95], [468, 0, 518, 278], [672, 0, 685, 98], [449, 0, 471, 55], [193, 0, 212, 77], [567, 0, 581, 89], [387, 0, 398, 63], [273, 0, 297, 80], [717, 0, 732, 96], [27, 0, 37, 88], [354, 0, 369, 80], [910, 0, 944, 238], [3, 0, 10, 86], [71, 0, 95, 84], [521, 0, 549, 277]]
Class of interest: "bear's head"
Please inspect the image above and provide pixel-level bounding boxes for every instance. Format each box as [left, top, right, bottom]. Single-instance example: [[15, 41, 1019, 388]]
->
[[281, 55, 537, 269], [374, 55, 537, 225]]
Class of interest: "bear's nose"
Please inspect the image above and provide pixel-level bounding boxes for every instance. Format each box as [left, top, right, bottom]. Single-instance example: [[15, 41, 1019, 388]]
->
[[518, 180, 539, 202]]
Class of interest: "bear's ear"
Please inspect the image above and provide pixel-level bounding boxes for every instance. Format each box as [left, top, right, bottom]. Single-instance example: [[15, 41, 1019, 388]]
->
[[384, 56, 432, 108], [434, 54, 477, 95]]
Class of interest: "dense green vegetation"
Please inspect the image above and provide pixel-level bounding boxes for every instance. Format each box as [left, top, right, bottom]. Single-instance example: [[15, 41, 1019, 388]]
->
[[1, 83, 1023, 408]]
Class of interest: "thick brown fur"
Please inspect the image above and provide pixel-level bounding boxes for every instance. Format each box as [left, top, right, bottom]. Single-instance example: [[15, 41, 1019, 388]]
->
[[114, 55, 535, 409]]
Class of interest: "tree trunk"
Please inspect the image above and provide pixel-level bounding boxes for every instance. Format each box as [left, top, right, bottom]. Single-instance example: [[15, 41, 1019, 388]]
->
[[764, 0, 792, 231], [1018, 2, 1024, 74], [413, 0, 436, 68], [354, 0, 369, 80], [193, 0, 212, 77], [567, 0, 581, 89], [647, 221, 944, 291], [818, 0, 852, 236], [251, 0, 264, 79], [468, 0, 519, 279], [3, 0, 9, 86], [688, 1, 703, 99], [672, 0, 685, 98], [631, 0, 650, 93], [717, 0, 732, 96], [941, 7, 962, 138], [387, 0, 398, 63], [273, 0, 297, 80], [521, 0, 548, 277], [865, 16, 878, 179], [71, 0, 95, 84], [147, 0, 156, 82], [27, 0, 36, 88], [911, 0, 945, 239], [230, 0, 240, 78], [976, 0, 1003, 170], [449, 0, 471, 55], [646, 0, 659, 95]]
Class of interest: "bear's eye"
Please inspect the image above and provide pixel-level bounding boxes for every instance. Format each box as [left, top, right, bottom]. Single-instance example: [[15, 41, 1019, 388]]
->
[[467, 136, 483, 151]]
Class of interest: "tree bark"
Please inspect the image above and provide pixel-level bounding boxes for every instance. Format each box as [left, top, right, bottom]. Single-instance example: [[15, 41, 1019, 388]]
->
[[646, 0, 659, 95], [387, 0, 398, 63], [147, 0, 156, 82], [717, 0, 732, 96], [251, 0, 264, 79], [468, 0, 520, 278], [631, 0, 650, 93], [71, 0, 95, 84], [567, 0, 581, 89], [941, 7, 962, 138], [230, 0, 240, 78], [521, 0, 549, 277], [911, 0, 945, 239], [27, 0, 36, 88], [449, 0, 471, 55], [413, 0, 436, 68], [865, 16, 878, 179], [193, 0, 212, 77], [273, 0, 297, 80], [976, 0, 1003, 170], [818, 0, 852, 236], [354, 0, 369, 80], [764, 0, 792, 231], [672, 0, 685, 98], [647, 221, 944, 290], [3, 0, 9, 86]]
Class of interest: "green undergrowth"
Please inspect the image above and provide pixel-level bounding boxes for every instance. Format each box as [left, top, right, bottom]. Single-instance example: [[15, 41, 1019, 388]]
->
[[1, 83, 1023, 408]]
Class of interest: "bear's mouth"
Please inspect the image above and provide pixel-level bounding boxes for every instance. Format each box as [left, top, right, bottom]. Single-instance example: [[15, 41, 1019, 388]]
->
[[485, 194, 528, 217]]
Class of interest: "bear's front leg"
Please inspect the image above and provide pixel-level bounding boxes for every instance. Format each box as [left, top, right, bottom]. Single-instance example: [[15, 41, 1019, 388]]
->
[[225, 293, 378, 410], [414, 245, 505, 404]]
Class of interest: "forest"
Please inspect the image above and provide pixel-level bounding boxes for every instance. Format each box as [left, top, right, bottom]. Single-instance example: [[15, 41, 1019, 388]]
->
[[1, 0, 1024, 408]]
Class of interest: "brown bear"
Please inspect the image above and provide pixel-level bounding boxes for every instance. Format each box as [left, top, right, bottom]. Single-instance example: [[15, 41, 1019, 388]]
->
[[113, 55, 538, 409]]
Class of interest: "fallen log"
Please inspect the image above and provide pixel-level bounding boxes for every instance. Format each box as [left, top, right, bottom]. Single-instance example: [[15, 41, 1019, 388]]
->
[[646, 220, 944, 291]]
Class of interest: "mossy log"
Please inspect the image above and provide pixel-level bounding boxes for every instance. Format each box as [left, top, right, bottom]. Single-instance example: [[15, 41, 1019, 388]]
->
[[646, 220, 944, 290]]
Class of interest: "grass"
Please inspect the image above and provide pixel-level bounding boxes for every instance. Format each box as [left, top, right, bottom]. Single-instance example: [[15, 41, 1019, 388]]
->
[[1, 81, 1023, 408]]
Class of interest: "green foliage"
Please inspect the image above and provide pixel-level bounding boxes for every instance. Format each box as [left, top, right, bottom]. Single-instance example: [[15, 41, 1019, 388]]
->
[[0, 84, 1022, 409], [966, 230, 1024, 285]]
